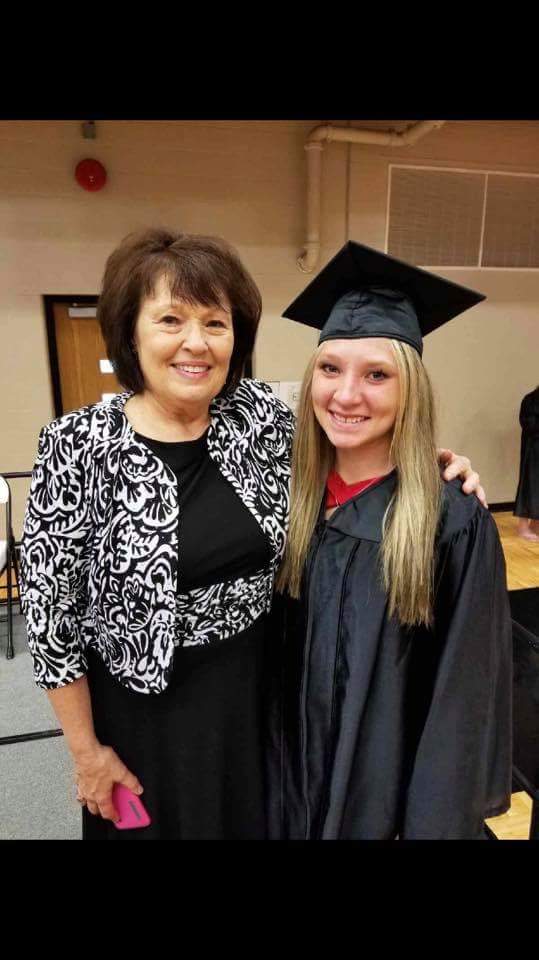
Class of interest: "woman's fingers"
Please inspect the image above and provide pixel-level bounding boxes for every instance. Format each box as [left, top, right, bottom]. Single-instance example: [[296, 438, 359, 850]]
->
[[461, 473, 487, 505], [460, 469, 479, 492], [74, 746, 143, 820], [461, 472, 489, 507], [476, 485, 488, 508], [436, 447, 456, 471], [76, 790, 118, 821], [96, 792, 120, 822], [440, 452, 472, 482], [437, 449, 488, 507], [120, 772, 144, 796]]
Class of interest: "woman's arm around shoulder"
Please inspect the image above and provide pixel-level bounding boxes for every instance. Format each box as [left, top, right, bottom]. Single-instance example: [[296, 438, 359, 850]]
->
[[235, 377, 296, 453]]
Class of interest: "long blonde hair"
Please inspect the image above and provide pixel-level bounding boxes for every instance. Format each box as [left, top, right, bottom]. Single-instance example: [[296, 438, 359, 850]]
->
[[277, 339, 443, 628]]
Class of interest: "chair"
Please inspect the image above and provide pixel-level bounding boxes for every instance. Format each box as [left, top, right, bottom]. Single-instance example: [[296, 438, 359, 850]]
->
[[0, 475, 22, 660]]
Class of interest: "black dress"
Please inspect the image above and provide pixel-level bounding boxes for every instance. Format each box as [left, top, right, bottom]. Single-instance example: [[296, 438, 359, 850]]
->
[[514, 386, 539, 521], [83, 428, 272, 840]]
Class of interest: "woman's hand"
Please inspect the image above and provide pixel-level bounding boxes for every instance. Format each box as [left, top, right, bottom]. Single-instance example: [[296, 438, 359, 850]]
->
[[74, 743, 144, 821], [437, 448, 487, 508]]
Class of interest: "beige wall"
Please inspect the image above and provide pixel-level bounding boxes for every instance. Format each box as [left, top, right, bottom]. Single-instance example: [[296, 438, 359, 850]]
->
[[0, 120, 345, 533], [1, 119, 538, 534], [348, 120, 539, 505]]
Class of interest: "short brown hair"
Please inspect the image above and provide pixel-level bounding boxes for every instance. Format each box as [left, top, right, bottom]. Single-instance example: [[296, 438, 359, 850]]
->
[[97, 228, 262, 394]]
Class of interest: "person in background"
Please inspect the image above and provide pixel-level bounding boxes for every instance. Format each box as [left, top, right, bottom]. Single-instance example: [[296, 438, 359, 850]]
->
[[514, 385, 539, 541]]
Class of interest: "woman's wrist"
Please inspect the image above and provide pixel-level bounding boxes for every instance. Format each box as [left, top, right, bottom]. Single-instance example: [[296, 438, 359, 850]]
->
[[69, 736, 102, 762]]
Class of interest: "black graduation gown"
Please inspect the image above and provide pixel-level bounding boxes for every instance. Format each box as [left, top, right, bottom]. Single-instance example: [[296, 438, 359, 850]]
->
[[514, 386, 539, 521], [270, 472, 512, 840]]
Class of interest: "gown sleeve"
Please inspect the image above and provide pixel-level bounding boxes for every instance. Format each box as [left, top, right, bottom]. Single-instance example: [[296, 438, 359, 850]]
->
[[20, 421, 93, 689], [401, 499, 513, 839]]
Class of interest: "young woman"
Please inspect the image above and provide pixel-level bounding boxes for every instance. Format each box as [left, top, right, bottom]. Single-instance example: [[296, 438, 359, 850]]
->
[[273, 242, 512, 840]]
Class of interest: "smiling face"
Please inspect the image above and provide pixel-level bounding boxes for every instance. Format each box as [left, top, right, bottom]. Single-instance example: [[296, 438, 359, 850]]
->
[[133, 274, 235, 414], [311, 338, 400, 468]]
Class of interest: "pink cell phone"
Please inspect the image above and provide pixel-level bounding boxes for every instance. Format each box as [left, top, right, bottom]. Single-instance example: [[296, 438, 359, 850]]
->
[[112, 783, 152, 830]]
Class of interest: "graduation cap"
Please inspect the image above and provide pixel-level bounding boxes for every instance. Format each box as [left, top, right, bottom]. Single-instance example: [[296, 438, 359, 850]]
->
[[283, 241, 486, 355]]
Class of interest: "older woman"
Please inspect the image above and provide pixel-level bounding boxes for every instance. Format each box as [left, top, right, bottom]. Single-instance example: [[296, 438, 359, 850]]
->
[[20, 229, 484, 840]]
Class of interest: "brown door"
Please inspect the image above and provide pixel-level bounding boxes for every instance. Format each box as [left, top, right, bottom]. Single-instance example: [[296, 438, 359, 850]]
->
[[51, 302, 123, 414]]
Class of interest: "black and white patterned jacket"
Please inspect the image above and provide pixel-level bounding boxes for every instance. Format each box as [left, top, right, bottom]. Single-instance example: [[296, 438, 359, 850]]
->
[[20, 379, 295, 695]]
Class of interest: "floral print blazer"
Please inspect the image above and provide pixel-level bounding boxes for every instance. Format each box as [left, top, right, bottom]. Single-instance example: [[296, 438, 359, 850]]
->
[[20, 379, 295, 694]]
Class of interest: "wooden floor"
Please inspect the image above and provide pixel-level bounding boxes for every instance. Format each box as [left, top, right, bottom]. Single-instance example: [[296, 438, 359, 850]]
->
[[493, 511, 539, 590], [486, 792, 533, 840], [3, 513, 537, 839], [0, 569, 18, 598]]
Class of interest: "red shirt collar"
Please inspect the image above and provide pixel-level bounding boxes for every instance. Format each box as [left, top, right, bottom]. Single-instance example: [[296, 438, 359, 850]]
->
[[326, 470, 384, 509]]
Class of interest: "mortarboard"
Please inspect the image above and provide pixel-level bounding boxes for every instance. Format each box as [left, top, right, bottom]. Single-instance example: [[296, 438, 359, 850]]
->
[[283, 241, 486, 355]]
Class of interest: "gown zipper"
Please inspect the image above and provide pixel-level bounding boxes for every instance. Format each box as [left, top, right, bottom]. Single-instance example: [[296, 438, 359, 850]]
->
[[299, 522, 326, 839]]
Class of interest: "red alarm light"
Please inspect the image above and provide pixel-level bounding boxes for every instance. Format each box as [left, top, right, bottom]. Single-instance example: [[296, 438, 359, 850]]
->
[[75, 158, 107, 192]]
